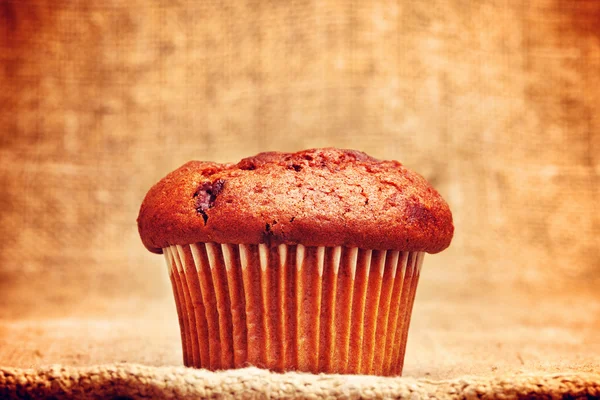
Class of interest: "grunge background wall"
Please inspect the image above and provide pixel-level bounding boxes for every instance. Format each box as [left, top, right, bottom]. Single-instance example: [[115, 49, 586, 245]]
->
[[1, 0, 599, 381]]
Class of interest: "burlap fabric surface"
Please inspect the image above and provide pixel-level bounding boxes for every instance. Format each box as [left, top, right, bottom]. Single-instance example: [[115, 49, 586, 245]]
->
[[2, 365, 600, 399], [1, 0, 599, 398]]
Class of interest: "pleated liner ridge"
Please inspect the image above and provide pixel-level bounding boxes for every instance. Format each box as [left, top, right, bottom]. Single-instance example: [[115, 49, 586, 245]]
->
[[164, 243, 424, 376]]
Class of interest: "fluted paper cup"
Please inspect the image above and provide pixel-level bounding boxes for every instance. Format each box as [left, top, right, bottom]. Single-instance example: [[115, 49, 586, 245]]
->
[[164, 243, 423, 376]]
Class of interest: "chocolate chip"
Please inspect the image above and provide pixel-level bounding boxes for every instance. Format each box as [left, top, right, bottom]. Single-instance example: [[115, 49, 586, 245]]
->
[[194, 179, 225, 223], [239, 162, 256, 170], [262, 222, 274, 243]]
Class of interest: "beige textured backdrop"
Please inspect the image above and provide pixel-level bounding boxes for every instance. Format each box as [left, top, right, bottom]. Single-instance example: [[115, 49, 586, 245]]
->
[[1, 0, 599, 380]]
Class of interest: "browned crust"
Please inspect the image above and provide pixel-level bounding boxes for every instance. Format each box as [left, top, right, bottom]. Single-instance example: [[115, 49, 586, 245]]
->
[[137, 148, 453, 254]]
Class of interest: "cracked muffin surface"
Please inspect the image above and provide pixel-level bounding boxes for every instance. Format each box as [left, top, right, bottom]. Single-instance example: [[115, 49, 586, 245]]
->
[[137, 148, 454, 254]]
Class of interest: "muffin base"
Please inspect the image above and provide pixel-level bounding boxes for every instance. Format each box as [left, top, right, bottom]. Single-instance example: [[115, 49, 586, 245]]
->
[[164, 243, 423, 376]]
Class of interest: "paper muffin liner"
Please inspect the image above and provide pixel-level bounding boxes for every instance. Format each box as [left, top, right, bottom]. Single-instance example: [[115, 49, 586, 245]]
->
[[163, 243, 423, 376]]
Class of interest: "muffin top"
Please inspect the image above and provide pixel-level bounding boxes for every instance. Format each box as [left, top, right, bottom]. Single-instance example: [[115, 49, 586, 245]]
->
[[138, 148, 453, 254]]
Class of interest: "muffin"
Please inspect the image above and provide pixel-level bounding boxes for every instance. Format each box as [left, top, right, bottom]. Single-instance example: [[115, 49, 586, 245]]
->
[[137, 148, 453, 376]]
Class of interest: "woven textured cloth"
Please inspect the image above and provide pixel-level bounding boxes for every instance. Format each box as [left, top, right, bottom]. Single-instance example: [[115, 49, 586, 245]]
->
[[2, 365, 599, 399]]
